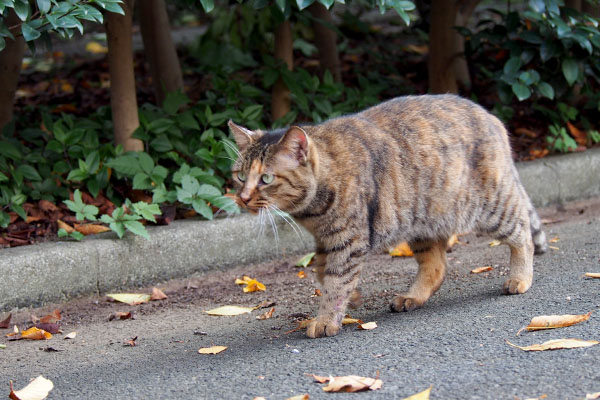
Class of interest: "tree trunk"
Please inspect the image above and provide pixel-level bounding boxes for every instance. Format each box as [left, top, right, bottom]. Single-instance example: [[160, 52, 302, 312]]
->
[[565, 0, 582, 11], [428, 0, 459, 93], [105, 0, 143, 152], [581, 1, 599, 17], [271, 20, 293, 121], [308, 3, 341, 82], [139, 0, 184, 105], [0, 10, 25, 132], [453, 0, 481, 90]]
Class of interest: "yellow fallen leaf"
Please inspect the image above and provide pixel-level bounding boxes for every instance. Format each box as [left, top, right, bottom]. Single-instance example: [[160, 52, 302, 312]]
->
[[506, 338, 600, 351], [549, 236, 560, 243], [297, 270, 306, 279], [402, 386, 432, 400], [20, 327, 52, 340], [525, 312, 592, 331], [85, 41, 108, 54], [64, 332, 77, 340], [358, 321, 378, 330], [205, 305, 255, 316], [584, 272, 600, 279], [243, 279, 266, 293], [389, 242, 413, 257], [256, 307, 275, 320], [150, 287, 167, 301], [342, 317, 363, 325], [549, 246, 559, 251], [471, 266, 493, 274], [198, 345, 227, 354], [489, 240, 502, 247], [286, 395, 309, 400], [295, 252, 316, 267], [310, 374, 383, 392], [9, 376, 54, 400], [234, 276, 252, 285], [106, 293, 151, 305]]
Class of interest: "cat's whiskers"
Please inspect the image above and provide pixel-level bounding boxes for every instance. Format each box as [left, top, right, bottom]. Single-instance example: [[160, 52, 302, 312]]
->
[[269, 204, 305, 243], [264, 206, 280, 250]]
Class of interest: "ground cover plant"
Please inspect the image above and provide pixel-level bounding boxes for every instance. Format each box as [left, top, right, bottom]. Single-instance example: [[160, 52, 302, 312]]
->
[[1, 0, 600, 248]]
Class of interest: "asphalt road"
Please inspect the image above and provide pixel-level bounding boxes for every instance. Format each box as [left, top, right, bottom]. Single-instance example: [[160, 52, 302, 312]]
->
[[2, 199, 600, 400]]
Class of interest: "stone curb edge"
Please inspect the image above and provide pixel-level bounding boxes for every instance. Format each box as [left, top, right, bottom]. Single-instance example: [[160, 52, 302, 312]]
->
[[1, 148, 599, 311]]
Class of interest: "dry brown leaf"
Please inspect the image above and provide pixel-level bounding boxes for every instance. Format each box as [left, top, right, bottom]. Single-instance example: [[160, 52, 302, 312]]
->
[[297, 270, 306, 279], [9, 376, 54, 400], [123, 336, 138, 347], [284, 318, 315, 334], [106, 293, 151, 305], [389, 242, 413, 257], [256, 307, 275, 320], [525, 312, 592, 331], [57, 219, 74, 233], [567, 121, 587, 146], [515, 127, 539, 138], [150, 287, 167, 301], [39, 309, 61, 324], [549, 245, 559, 251], [109, 311, 134, 321], [586, 392, 600, 399], [312, 289, 322, 297], [471, 266, 493, 274], [358, 322, 378, 330], [286, 395, 309, 400], [64, 332, 77, 340], [489, 239, 502, 247], [309, 374, 383, 392], [447, 234, 459, 248], [506, 338, 599, 351], [529, 148, 549, 160], [342, 317, 363, 325], [74, 223, 110, 235], [403, 43, 428, 55], [584, 272, 600, 279], [205, 305, 255, 316], [0, 313, 11, 329], [198, 345, 227, 354], [33, 323, 60, 334], [549, 236, 560, 243], [402, 386, 432, 400]]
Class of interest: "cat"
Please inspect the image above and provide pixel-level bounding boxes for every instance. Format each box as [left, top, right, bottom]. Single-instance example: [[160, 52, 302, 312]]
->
[[227, 94, 548, 338]]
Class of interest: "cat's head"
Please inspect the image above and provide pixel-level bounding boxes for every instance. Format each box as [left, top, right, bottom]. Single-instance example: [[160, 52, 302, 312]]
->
[[228, 120, 317, 214]]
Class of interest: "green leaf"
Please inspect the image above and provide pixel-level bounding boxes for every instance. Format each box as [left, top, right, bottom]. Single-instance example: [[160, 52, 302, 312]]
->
[[124, 220, 150, 239], [150, 135, 173, 152], [66, 169, 88, 182], [138, 152, 154, 174], [176, 111, 200, 131], [275, 0, 286, 12], [21, 22, 41, 42], [0, 211, 10, 228], [295, 252, 316, 267], [162, 91, 189, 115], [200, 0, 214, 12], [11, 203, 27, 221], [561, 59, 578, 86], [132, 172, 152, 190], [132, 202, 161, 223], [537, 82, 554, 100], [16, 165, 42, 181], [87, 179, 100, 198], [503, 57, 521, 77], [58, 228, 69, 238], [109, 221, 126, 238], [36, 0, 51, 13], [13, 0, 30, 21], [0, 142, 22, 160], [192, 198, 213, 219], [296, 0, 315, 9], [106, 155, 141, 176], [241, 105, 263, 121], [511, 82, 531, 101], [197, 184, 221, 200], [147, 118, 175, 134], [0, 172, 8, 182]]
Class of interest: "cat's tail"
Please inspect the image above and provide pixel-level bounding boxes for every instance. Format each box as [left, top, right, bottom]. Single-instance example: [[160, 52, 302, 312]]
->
[[529, 205, 548, 255]]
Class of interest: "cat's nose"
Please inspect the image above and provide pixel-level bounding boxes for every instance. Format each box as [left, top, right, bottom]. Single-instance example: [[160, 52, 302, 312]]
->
[[240, 193, 251, 205]]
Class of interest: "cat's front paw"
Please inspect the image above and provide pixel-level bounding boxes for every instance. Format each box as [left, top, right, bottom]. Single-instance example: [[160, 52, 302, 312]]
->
[[503, 278, 531, 294], [390, 295, 424, 312], [306, 318, 341, 338]]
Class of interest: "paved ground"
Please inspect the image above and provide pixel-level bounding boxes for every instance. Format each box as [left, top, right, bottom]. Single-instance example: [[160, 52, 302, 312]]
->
[[1, 199, 599, 400]]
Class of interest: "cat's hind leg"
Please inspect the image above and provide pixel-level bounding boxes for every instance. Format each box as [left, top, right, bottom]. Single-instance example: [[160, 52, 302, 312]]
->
[[391, 238, 448, 312]]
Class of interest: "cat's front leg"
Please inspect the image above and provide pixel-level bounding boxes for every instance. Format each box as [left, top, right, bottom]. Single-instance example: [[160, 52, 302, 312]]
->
[[307, 250, 364, 338]]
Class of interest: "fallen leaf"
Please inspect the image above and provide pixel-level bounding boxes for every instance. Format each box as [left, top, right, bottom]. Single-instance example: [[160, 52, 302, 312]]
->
[[205, 305, 255, 316], [33, 323, 60, 334], [471, 266, 493, 274], [56, 220, 74, 233], [0, 313, 11, 329], [295, 252, 316, 267], [506, 338, 599, 351], [515, 127, 539, 138], [524, 312, 592, 332], [297, 270, 306, 279], [358, 322, 378, 330], [254, 300, 276, 309], [342, 317, 363, 325], [402, 386, 432, 400], [586, 392, 600, 399], [85, 41, 108, 54], [198, 345, 227, 354], [284, 318, 315, 334], [74, 223, 111, 235], [549, 246, 559, 251], [123, 336, 138, 347], [0, 344, 5, 349], [10, 327, 52, 341], [235, 276, 252, 285], [256, 307, 275, 320], [9, 376, 54, 400], [106, 293, 151, 305], [39, 309, 61, 324], [312, 289, 322, 297], [150, 287, 167, 301], [489, 240, 502, 247], [389, 242, 413, 257], [549, 236, 559, 243], [109, 312, 134, 321], [447, 234, 459, 248], [64, 332, 77, 340], [41, 347, 61, 352], [567, 121, 587, 146], [584, 272, 600, 279], [243, 279, 266, 293], [529, 148, 549, 160], [309, 374, 383, 392], [286, 395, 309, 400]]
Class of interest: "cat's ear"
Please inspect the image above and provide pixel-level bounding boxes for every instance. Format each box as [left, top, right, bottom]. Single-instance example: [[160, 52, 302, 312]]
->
[[228, 120, 257, 152], [275, 126, 309, 168]]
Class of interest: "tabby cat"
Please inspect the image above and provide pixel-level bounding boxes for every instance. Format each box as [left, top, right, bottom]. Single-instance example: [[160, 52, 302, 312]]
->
[[228, 94, 547, 338]]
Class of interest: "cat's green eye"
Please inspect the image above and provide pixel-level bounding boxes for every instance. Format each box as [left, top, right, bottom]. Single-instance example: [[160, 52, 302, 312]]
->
[[237, 172, 247, 182], [261, 174, 274, 184]]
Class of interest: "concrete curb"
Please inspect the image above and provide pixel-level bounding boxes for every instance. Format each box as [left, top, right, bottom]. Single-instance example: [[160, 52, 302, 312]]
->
[[1, 148, 600, 311]]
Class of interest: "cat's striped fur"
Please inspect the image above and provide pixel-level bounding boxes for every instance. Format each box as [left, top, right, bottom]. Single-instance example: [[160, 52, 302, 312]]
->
[[228, 94, 547, 338]]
